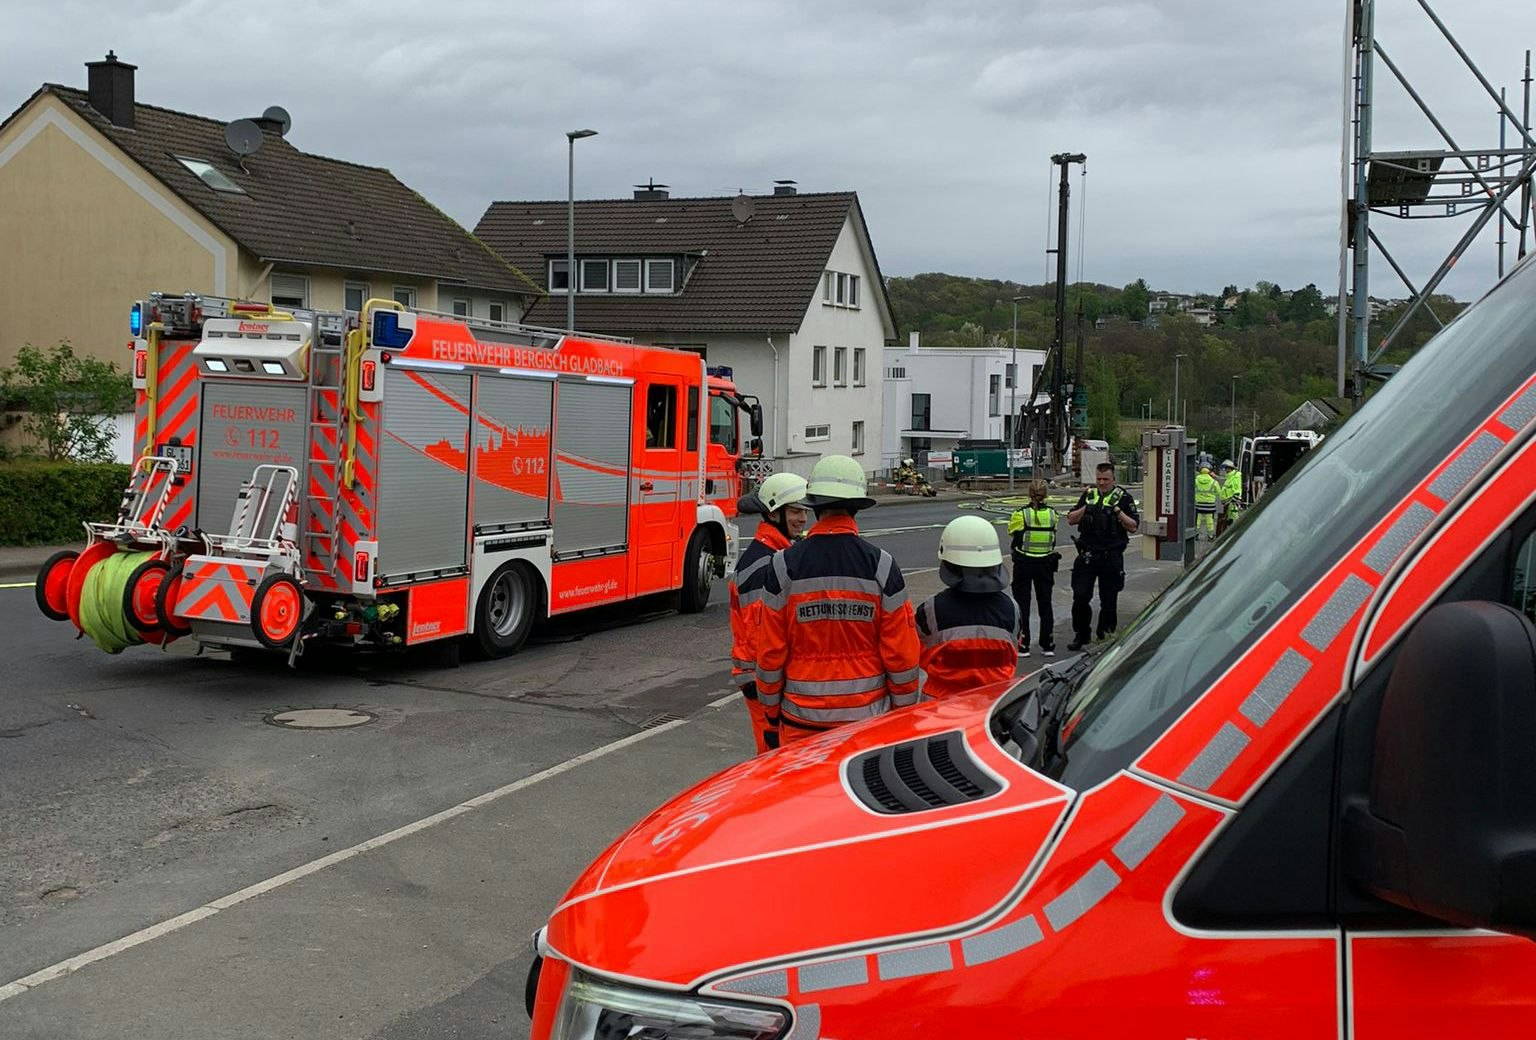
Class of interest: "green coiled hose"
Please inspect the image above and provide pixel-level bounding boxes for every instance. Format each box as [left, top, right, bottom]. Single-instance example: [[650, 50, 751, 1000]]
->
[[78, 550, 155, 654]]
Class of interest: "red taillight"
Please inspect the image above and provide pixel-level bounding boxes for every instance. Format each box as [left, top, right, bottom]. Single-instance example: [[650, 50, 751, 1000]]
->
[[135, 351, 147, 379], [354, 551, 370, 583], [361, 360, 376, 391]]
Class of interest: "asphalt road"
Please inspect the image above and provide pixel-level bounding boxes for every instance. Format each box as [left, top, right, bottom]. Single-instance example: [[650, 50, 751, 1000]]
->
[[0, 495, 1178, 1039]]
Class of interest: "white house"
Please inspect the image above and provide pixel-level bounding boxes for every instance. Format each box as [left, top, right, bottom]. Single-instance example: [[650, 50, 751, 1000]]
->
[[881, 335, 1049, 469], [475, 187, 895, 477]]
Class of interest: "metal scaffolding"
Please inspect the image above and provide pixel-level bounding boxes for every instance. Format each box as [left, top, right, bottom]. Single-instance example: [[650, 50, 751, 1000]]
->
[[1339, 0, 1536, 402]]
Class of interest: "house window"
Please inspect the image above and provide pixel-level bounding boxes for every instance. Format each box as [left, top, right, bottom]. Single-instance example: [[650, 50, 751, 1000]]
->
[[853, 348, 866, 386], [489, 302, 505, 323], [805, 424, 831, 442], [614, 259, 642, 293], [549, 260, 570, 293], [393, 286, 417, 308], [581, 259, 610, 293], [989, 374, 1001, 416], [645, 259, 675, 293], [888, 365, 906, 379], [1005, 363, 1016, 389], [452, 298, 471, 317], [852, 420, 865, 455], [911, 393, 931, 432], [812, 345, 827, 387], [645, 384, 677, 449], [848, 275, 860, 309], [823, 272, 833, 304], [270, 273, 309, 308], [343, 281, 370, 313], [835, 273, 848, 306], [175, 156, 245, 194], [834, 347, 848, 387]]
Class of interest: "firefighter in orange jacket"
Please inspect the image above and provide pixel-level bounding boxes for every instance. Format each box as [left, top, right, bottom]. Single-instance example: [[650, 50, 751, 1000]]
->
[[729, 472, 811, 753], [916, 515, 1020, 700], [756, 455, 921, 744]]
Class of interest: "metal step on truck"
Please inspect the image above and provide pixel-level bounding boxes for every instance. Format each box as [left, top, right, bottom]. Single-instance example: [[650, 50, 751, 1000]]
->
[[34, 293, 763, 662]]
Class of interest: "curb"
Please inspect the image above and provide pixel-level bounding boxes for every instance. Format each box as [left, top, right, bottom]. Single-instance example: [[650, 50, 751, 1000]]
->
[[0, 545, 74, 584]]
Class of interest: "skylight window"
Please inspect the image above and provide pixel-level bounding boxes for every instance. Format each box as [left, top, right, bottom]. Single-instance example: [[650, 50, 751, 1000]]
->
[[175, 156, 245, 194]]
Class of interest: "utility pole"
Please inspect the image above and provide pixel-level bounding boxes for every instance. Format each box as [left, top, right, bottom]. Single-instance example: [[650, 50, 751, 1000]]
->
[[1048, 152, 1086, 473]]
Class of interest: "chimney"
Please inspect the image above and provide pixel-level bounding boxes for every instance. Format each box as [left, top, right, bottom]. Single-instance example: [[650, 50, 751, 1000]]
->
[[85, 51, 136, 129], [772, 179, 798, 196], [908, 331, 921, 354], [252, 114, 284, 134], [633, 179, 670, 201]]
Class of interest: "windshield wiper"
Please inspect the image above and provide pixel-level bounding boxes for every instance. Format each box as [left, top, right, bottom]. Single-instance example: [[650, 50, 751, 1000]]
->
[[1001, 656, 1092, 770]]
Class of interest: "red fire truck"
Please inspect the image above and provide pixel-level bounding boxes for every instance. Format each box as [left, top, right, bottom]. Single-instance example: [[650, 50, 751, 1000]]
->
[[524, 255, 1536, 1036], [33, 294, 762, 660]]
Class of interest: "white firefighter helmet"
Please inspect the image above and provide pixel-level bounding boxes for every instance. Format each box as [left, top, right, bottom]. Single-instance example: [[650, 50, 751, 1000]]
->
[[902, 457, 915, 467], [805, 455, 875, 510], [1221, 458, 1235, 469], [757, 472, 809, 514], [938, 515, 1004, 568]]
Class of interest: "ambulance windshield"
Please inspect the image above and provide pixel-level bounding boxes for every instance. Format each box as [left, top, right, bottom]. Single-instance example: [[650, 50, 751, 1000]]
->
[[1047, 257, 1536, 791]]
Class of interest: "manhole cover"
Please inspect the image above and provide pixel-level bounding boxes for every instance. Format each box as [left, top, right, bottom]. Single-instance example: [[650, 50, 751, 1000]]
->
[[265, 708, 377, 730]]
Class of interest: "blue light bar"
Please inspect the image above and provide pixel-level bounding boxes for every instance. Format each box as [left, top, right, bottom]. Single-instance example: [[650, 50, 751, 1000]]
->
[[707, 365, 734, 379], [372, 310, 414, 349], [129, 303, 143, 337]]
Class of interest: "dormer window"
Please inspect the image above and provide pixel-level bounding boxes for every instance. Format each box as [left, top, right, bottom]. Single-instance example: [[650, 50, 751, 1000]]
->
[[614, 259, 642, 293], [549, 257, 678, 294], [580, 259, 610, 292], [175, 155, 244, 194], [645, 259, 675, 293]]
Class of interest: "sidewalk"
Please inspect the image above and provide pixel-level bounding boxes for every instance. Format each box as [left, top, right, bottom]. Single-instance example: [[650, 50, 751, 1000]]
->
[[0, 545, 71, 584]]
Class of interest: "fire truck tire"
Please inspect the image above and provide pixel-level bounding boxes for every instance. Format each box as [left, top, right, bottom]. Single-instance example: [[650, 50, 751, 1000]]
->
[[154, 561, 194, 637], [252, 574, 305, 650], [35, 549, 79, 622], [474, 562, 537, 658], [122, 558, 171, 633], [679, 528, 714, 614]]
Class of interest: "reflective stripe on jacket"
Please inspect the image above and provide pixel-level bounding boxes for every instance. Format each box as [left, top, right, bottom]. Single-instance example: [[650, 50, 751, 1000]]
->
[[729, 522, 792, 689], [1008, 505, 1057, 557], [755, 514, 921, 729], [1195, 472, 1219, 513], [915, 588, 1020, 701]]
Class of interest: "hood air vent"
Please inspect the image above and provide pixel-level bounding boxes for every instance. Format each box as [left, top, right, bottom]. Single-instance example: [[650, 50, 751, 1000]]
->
[[849, 732, 1000, 815]]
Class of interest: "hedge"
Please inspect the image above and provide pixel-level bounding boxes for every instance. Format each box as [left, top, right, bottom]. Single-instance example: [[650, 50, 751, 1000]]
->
[[0, 461, 130, 545]]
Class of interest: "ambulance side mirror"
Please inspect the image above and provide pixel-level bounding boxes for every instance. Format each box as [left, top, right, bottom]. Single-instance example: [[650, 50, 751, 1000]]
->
[[1344, 601, 1536, 939]]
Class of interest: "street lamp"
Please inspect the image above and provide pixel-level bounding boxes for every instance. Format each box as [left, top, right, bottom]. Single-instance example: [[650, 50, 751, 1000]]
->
[[1230, 374, 1239, 461], [1173, 353, 1188, 430], [566, 128, 598, 334], [1010, 295, 1026, 492]]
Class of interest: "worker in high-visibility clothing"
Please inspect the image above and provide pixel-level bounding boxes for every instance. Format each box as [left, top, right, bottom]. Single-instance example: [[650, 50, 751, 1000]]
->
[[729, 472, 811, 753], [1194, 463, 1219, 540], [1218, 459, 1242, 536], [1008, 479, 1059, 656], [755, 455, 921, 744], [916, 516, 1020, 700]]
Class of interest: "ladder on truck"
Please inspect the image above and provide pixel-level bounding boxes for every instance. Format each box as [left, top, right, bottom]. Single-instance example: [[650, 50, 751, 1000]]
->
[[299, 313, 349, 586]]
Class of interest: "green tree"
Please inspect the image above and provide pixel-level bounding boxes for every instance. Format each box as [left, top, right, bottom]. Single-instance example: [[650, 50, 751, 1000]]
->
[[1, 343, 132, 462], [1285, 283, 1327, 323], [1120, 278, 1150, 322], [1087, 357, 1120, 446]]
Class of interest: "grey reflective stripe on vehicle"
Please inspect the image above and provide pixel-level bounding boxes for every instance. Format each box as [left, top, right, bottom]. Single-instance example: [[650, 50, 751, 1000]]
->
[[876, 942, 953, 981], [1500, 382, 1536, 431], [1178, 722, 1251, 790], [935, 624, 1016, 644], [1239, 649, 1311, 727], [735, 554, 774, 583], [1300, 573, 1374, 652], [785, 675, 887, 696], [1112, 796, 1187, 871], [1042, 859, 1120, 932], [715, 970, 789, 998], [961, 914, 1044, 966], [1363, 501, 1437, 575], [783, 698, 891, 723], [1428, 430, 1503, 501], [787, 1003, 821, 1040], [798, 956, 868, 993]]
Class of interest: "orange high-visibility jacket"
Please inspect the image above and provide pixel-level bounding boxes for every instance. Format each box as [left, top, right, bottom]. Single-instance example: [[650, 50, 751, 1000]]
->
[[755, 514, 921, 738], [915, 587, 1020, 700], [730, 522, 793, 753]]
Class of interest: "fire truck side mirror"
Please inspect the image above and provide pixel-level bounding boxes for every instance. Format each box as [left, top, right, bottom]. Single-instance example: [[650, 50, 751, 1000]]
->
[[749, 403, 763, 438], [1343, 601, 1536, 939], [750, 437, 763, 457]]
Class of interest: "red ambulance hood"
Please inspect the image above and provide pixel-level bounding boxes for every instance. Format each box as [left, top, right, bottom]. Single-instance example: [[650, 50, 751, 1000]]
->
[[544, 687, 1073, 987]]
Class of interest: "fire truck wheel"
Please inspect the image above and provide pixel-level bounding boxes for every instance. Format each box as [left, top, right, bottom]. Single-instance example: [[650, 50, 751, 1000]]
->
[[252, 574, 305, 650], [34, 549, 79, 622], [154, 561, 194, 637], [475, 562, 536, 658], [679, 528, 715, 614], [122, 558, 171, 633]]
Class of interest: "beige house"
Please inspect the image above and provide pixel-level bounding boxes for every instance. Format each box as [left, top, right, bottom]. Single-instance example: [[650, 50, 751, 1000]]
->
[[0, 53, 539, 369]]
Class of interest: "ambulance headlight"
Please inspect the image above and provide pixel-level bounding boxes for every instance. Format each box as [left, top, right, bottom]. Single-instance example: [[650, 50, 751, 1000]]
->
[[552, 971, 787, 1039]]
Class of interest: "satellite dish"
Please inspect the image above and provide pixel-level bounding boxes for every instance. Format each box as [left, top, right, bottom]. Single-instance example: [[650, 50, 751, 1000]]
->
[[224, 119, 264, 157], [731, 193, 756, 223], [262, 105, 292, 136]]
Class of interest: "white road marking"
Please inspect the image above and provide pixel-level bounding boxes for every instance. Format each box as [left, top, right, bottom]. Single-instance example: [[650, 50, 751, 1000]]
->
[[0, 582, 35, 589], [0, 711, 708, 1005]]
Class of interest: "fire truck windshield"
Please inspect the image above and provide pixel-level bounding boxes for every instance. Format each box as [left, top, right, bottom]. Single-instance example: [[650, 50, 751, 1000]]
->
[[1045, 256, 1536, 791]]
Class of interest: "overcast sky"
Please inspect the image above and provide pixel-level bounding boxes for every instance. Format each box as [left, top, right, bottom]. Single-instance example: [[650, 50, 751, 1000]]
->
[[5, 0, 1535, 300]]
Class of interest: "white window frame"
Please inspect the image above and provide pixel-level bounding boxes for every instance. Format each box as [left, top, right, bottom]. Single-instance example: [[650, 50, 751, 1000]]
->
[[393, 286, 417, 308], [989, 373, 1001, 416], [812, 345, 828, 387], [804, 424, 831, 442], [853, 348, 866, 386], [489, 302, 506, 323], [452, 298, 471, 317], [270, 272, 310, 308], [614, 259, 643, 294], [823, 271, 834, 304], [848, 275, 860, 309], [343, 281, 370, 314], [174, 155, 245, 194], [645, 259, 675, 293], [580, 259, 610, 293], [834, 347, 848, 387], [549, 260, 571, 294], [1005, 362, 1016, 389], [835, 272, 848, 306], [852, 420, 865, 455]]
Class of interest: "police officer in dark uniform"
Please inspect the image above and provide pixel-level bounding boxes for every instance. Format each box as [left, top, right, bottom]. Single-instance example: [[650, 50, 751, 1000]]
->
[[1065, 461, 1140, 651]]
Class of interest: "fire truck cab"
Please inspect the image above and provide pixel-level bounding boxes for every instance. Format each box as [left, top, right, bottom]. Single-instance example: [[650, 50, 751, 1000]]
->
[[525, 257, 1536, 1037], [35, 295, 763, 660]]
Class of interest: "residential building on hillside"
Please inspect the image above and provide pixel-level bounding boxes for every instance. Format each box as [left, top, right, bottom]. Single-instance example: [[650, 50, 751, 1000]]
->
[[0, 53, 539, 369], [881, 335, 1049, 469], [475, 186, 895, 476]]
